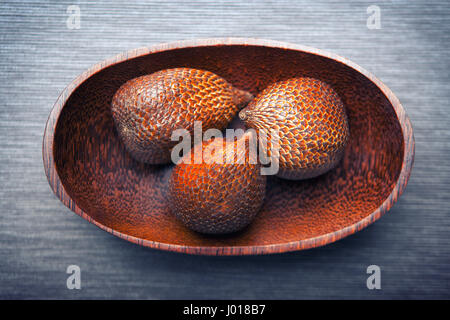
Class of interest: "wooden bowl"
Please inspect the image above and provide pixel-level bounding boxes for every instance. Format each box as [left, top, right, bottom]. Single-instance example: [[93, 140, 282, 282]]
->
[[43, 38, 414, 255]]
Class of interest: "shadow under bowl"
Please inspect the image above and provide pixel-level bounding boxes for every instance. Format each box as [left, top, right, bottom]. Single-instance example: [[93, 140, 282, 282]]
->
[[43, 38, 414, 255]]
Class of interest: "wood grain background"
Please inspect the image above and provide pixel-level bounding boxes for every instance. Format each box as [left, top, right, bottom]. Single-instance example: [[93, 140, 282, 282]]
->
[[1, 0, 449, 299]]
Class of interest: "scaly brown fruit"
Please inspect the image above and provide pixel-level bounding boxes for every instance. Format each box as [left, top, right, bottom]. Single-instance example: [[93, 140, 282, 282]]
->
[[239, 77, 349, 180], [111, 68, 253, 164], [168, 132, 266, 234]]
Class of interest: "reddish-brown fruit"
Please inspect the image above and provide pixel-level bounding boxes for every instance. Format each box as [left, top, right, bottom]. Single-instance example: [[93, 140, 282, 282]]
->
[[111, 68, 253, 164], [239, 77, 350, 180], [168, 132, 266, 234]]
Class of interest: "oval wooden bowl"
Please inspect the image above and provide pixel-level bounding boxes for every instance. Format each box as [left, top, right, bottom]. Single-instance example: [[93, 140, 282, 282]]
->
[[43, 38, 414, 255]]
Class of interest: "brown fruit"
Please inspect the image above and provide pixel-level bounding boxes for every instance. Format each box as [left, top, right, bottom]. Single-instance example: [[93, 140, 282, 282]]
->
[[111, 68, 253, 164], [168, 132, 266, 234], [239, 77, 349, 180]]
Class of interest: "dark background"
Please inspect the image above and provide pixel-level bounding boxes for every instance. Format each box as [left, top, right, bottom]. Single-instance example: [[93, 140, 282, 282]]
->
[[1, 0, 449, 299]]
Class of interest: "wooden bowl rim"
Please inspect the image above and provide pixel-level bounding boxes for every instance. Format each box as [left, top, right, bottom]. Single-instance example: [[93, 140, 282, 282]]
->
[[42, 38, 415, 255]]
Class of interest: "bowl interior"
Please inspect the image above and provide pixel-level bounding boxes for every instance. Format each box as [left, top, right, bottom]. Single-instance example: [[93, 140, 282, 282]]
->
[[53, 44, 404, 249]]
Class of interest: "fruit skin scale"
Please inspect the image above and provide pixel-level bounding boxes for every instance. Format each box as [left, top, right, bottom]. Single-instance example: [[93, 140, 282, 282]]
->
[[111, 68, 253, 164], [239, 77, 350, 180], [168, 132, 266, 235]]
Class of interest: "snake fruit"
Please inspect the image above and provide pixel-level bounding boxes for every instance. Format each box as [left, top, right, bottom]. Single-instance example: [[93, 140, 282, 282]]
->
[[168, 132, 266, 234], [111, 68, 253, 164], [239, 77, 349, 180]]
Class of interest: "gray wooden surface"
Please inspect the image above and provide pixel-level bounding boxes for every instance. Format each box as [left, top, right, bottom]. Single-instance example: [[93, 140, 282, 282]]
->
[[1, 0, 449, 299]]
